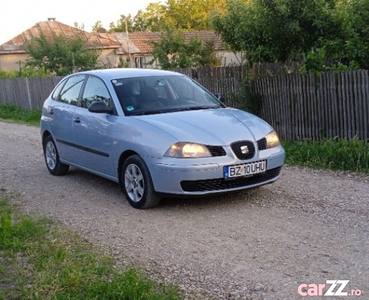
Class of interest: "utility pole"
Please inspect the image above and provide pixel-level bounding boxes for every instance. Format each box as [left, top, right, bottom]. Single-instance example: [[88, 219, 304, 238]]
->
[[125, 18, 132, 68]]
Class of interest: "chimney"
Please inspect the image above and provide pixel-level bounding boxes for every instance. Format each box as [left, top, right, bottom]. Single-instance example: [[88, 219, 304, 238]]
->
[[48, 18, 56, 21]]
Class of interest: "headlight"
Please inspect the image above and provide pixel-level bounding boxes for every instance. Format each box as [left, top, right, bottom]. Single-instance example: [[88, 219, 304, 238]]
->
[[265, 131, 280, 148], [164, 142, 211, 158]]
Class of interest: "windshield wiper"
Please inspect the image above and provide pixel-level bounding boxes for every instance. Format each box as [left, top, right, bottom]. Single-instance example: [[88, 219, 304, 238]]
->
[[173, 105, 221, 112], [131, 110, 167, 116]]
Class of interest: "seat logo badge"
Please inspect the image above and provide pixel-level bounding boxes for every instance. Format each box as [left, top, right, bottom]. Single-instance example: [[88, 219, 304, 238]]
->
[[240, 145, 249, 155]]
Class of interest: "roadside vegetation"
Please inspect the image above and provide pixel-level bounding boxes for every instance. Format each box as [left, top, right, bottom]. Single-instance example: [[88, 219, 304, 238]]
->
[[282, 138, 369, 174], [0, 104, 41, 126], [1, 103, 368, 174], [0, 191, 181, 300]]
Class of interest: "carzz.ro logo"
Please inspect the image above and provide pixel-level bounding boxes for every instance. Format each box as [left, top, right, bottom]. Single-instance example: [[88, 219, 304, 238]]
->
[[298, 280, 362, 297]]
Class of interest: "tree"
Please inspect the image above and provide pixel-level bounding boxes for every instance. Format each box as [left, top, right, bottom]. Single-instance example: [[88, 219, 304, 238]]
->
[[133, 3, 168, 32], [109, 14, 134, 32], [111, 0, 227, 32], [165, 0, 227, 30], [25, 33, 100, 76], [196, 40, 222, 67], [150, 28, 220, 69], [211, 0, 343, 64], [333, 0, 369, 69], [92, 21, 106, 32]]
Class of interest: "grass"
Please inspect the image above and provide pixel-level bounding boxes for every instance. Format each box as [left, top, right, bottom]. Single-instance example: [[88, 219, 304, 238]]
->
[[282, 138, 369, 174], [0, 192, 181, 300], [0, 103, 41, 126]]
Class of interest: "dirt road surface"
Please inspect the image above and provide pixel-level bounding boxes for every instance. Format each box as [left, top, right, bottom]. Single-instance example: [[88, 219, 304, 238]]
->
[[0, 121, 368, 299]]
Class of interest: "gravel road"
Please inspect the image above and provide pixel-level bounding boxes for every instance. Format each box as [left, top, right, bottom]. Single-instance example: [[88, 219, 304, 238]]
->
[[0, 121, 368, 299]]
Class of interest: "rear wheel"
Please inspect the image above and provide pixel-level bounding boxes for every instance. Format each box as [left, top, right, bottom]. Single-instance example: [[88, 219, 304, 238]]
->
[[121, 155, 161, 209], [43, 135, 69, 175]]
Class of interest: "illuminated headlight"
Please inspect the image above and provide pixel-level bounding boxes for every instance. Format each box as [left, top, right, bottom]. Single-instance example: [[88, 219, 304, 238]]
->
[[265, 131, 280, 148], [164, 142, 211, 158]]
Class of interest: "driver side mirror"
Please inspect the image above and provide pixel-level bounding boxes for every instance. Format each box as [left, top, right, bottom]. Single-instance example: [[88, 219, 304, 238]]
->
[[88, 101, 114, 114], [214, 93, 225, 103]]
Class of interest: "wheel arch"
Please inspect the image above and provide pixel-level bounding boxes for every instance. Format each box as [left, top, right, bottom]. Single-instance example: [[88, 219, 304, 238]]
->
[[42, 130, 52, 148], [117, 150, 139, 183]]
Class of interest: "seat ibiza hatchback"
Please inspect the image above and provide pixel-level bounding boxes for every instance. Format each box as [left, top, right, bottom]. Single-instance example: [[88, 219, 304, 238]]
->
[[41, 69, 285, 208]]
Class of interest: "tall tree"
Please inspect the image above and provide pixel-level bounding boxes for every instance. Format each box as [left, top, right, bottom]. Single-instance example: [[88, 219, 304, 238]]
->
[[212, 0, 343, 63], [25, 33, 100, 76], [133, 3, 168, 32], [333, 0, 369, 69], [165, 0, 227, 30], [111, 0, 227, 32]]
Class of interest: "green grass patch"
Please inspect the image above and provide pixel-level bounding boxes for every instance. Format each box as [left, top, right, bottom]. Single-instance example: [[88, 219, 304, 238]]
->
[[0, 192, 181, 300], [282, 138, 369, 173], [0, 103, 41, 126]]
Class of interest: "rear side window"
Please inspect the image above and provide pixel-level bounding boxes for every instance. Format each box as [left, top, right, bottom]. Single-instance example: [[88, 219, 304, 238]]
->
[[81, 76, 112, 108], [51, 78, 67, 100], [58, 75, 85, 106]]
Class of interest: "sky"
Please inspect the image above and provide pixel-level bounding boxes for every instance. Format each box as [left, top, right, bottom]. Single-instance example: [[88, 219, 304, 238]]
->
[[0, 0, 157, 44]]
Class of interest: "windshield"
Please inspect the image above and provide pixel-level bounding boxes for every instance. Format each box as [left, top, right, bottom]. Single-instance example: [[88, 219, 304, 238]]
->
[[112, 75, 223, 116]]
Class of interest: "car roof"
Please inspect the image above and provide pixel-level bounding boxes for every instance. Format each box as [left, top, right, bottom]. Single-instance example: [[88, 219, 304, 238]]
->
[[78, 68, 185, 80]]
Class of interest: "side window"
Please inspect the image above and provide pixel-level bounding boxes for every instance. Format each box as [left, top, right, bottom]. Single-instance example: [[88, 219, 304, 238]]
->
[[81, 76, 112, 108], [51, 78, 67, 100], [59, 75, 85, 106]]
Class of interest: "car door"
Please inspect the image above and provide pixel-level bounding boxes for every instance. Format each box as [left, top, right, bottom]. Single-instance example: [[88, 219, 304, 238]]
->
[[48, 75, 86, 163], [71, 75, 118, 177]]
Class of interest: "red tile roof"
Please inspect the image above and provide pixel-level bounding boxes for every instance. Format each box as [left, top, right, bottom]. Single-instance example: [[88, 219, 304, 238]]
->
[[0, 20, 121, 53], [0, 20, 226, 56], [128, 31, 226, 54], [98, 32, 141, 55], [128, 32, 161, 54]]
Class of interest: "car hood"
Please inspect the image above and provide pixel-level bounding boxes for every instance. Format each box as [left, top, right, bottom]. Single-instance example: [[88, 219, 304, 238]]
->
[[133, 108, 273, 145]]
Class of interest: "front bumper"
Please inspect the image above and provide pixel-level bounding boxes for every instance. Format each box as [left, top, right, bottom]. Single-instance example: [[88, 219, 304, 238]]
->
[[146, 144, 285, 195]]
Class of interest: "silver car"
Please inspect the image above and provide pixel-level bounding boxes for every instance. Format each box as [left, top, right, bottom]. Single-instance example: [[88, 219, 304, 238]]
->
[[41, 69, 285, 209]]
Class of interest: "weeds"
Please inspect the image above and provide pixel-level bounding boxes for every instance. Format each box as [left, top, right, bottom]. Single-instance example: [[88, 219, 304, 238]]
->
[[0, 103, 41, 126], [282, 137, 369, 173]]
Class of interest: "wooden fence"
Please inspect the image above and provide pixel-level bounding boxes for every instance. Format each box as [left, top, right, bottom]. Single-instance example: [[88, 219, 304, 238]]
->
[[176, 67, 369, 141], [173, 66, 245, 103], [255, 71, 369, 141], [0, 76, 63, 110], [0, 68, 368, 141]]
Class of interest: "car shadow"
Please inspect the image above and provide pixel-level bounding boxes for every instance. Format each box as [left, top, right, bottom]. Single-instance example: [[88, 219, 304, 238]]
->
[[65, 167, 273, 211]]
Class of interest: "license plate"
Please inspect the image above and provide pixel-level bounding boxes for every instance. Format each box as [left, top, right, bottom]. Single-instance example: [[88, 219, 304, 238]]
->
[[224, 160, 267, 179]]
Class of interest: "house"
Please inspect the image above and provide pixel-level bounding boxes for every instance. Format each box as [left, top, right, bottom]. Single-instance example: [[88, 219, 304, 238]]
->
[[0, 19, 242, 72], [0, 19, 123, 72]]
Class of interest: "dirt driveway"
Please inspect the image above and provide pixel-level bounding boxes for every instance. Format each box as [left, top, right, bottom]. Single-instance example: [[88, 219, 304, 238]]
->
[[0, 121, 368, 299]]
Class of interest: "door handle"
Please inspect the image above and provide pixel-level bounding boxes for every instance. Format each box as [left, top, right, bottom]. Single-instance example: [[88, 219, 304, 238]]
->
[[48, 108, 54, 115], [73, 117, 81, 123]]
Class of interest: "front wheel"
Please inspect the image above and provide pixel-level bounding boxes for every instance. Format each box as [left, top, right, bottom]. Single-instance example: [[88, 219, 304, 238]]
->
[[121, 155, 161, 209], [43, 135, 69, 175]]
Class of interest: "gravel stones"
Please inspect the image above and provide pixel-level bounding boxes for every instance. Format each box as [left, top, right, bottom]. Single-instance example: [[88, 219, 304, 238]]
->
[[1, 121, 368, 299]]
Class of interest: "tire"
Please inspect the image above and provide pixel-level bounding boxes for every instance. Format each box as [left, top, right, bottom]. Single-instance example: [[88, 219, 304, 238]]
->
[[43, 135, 69, 176], [121, 155, 161, 209]]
